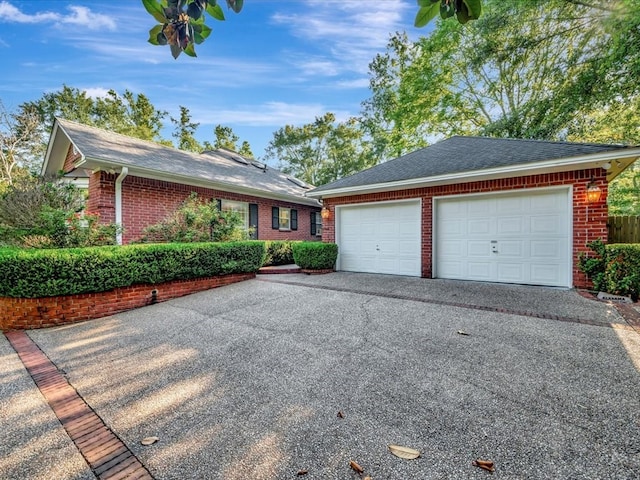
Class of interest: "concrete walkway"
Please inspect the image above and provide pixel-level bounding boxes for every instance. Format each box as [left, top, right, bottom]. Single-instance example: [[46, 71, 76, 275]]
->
[[2, 273, 640, 479]]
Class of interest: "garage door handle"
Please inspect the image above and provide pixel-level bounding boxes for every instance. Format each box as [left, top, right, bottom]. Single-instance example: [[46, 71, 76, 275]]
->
[[491, 240, 498, 253], [376, 245, 380, 251]]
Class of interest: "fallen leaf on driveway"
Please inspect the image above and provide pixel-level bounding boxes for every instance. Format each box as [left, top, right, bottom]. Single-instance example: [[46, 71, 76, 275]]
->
[[388, 444, 420, 460], [297, 469, 308, 476], [140, 436, 158, 446], [472, 458, 495, 472], [337, 411, 345, 418], [349, 460, 364, 473], [457, 330, 470, 336]]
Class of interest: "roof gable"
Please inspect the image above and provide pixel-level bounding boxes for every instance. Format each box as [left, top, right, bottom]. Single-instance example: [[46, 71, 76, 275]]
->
[[309, 136, 639, 197], [44, 118, 319, 206]]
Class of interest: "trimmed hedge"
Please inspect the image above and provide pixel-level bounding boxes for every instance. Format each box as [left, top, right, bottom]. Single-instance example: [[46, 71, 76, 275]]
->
[[579, 240, 640, 300], [262, 240, 300, 266], [0, 241, 265, 298], [292, 242, 338, 270]]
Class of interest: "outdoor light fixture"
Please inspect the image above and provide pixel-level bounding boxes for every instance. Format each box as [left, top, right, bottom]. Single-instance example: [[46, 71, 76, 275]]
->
[[586, 179, 602, 204], [321, 207, 330, 220]]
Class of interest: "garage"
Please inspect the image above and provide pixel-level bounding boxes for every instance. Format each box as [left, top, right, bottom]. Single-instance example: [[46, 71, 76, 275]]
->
[[434, 188, 571, 287], [337, 200, 421, 276]]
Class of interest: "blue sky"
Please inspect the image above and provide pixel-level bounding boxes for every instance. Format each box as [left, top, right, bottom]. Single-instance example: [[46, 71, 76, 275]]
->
[[0, 0, 425, 161]]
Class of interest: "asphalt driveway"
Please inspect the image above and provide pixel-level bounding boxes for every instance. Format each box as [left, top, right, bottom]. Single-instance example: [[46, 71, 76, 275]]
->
[[2, 273, 640, 479]]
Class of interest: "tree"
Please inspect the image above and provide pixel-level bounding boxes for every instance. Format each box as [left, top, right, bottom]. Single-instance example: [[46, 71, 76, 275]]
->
[[171, 105, 203, 152], [144, 0, 480, 60], [204, 124, 254, 157], [0, 102, 42, 188], [265, 113, 375, 186], [361, 0, 639, 160]]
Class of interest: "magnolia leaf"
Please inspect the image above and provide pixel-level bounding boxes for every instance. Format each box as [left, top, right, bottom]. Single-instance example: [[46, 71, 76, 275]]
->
[[206, 2, 225, 21], [388, 444, 421, 460], [457, 330, 469, 336], [416, 0, 433, 6], [463, 0, 482, 20], [472, 459, 495, 472], [349, 460, 364, 474], [142, 0, 168, 24], [141, 436, 159, 446], [148, 24, 164, 45], [226, 0, 243, 13], [297, 469, 308, 476], [200, 23, 213, 40], [184, 43, 197, 57], [170, 43, 182, 59], [337, 410, 345, 418], [414, 3, 439, 28]]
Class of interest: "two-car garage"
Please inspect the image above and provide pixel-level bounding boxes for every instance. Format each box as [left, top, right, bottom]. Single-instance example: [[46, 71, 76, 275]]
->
[[336, 187, 572, 287]]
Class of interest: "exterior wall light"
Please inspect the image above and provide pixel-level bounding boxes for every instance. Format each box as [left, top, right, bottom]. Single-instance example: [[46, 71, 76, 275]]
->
[[321, 206, 331, 220], [586, 179, 602, 204]]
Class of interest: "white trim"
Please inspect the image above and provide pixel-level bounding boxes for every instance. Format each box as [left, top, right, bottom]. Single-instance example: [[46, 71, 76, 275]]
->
[[307, 149, 640, 199], [115, 167, 128, 245], [335, 198, 422, 273], [432, 185, 573, 287]]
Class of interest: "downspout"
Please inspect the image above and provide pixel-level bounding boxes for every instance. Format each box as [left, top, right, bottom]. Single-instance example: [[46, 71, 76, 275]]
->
[[115, 167, 128, 245]]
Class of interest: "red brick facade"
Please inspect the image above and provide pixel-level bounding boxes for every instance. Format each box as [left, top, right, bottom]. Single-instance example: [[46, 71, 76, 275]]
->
[[86, 171, 320, 244], [0, 273, 254, 330], [321, 169, 607, 288]]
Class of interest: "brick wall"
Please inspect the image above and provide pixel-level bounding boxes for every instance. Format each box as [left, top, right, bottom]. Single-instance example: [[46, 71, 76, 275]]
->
[[63, 144, 81, 173], [0, 273, 254, 331], [321, 169, 607, 288], [87, 172, 320, 243]]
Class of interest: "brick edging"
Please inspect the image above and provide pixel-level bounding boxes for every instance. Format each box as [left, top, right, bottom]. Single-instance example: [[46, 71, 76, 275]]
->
[[5, 330, 154, 480], [1, 273, 255, 331]]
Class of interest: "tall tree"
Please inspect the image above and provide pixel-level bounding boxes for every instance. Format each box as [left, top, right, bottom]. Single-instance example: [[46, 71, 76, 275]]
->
[[171, 105, 202, 152], [361, 0, 639, 160], [265, 113, 375, 186], [204, 124, 254, 157], [0, 101, 42, 187]]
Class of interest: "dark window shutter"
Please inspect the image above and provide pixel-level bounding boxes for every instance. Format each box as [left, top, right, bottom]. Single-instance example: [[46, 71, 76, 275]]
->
[[310, 211, 317, 236], [272, 206, 279, 229], [249, 203, 258, 239], [216, 199, 222, 211], [291, 209, 298, 231]]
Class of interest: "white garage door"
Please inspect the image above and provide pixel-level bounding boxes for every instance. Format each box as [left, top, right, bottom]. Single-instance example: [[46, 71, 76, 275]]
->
[[338, 200, 421, 276], [435, 188, 571, 287]]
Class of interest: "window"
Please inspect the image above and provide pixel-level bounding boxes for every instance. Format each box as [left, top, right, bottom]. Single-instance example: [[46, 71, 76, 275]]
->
[[279, 207, 291, 230], [311, 211, 323, 236], [221, 199, 249, 230], [272, 207, 298, 231]]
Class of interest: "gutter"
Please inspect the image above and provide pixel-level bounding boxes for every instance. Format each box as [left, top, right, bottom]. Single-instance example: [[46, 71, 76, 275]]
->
[[115, 167, 128, 245]]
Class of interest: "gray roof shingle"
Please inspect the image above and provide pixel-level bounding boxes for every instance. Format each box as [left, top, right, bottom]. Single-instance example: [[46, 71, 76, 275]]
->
[[55, 118, 318, 205], [310, 136, 631, 194]]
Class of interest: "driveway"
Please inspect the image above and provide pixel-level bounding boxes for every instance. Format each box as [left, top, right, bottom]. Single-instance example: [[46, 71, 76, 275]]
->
[[2, 273, 640, 479]]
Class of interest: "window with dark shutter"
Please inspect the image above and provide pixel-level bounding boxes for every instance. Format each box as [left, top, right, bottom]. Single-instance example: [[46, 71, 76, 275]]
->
[[249, 203, 258, 239], [272, 207, 279, 229], [310, 211, 317, 236], [216, 199, 222, 211], [291, 209, 298, 230]]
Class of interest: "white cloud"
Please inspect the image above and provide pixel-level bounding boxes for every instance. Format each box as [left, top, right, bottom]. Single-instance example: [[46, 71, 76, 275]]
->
[[0, 2, 116, 30], [82, 87, 111, 99]]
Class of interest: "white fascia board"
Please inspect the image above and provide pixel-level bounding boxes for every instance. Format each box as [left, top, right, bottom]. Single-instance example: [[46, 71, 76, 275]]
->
[[308, 149, 640, 199], [78, 157, 321, 208], [42, 121, 85, 177]]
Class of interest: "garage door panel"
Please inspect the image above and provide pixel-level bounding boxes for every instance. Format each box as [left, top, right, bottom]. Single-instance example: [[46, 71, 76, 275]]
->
[[436, 189, 570, 287], [338, 201, 421, 277]]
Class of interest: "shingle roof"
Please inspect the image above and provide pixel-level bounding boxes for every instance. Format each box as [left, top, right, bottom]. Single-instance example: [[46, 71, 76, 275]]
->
[[54, 118, 318, 205], [310, 136, 632, 194]]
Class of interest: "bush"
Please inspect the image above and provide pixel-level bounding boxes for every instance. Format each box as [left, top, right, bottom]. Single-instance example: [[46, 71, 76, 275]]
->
[[578, 239, 640, 300], [0, 241, 265, 298], [139, 192, 251, 243], [292, 242, 338, 270], [262, 240, 300, 266]]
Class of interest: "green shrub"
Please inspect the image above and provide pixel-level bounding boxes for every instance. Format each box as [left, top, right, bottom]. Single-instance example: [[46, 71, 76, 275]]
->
[[262, 240, 300, 266], [292, 242, 338, 270], [603, 244, 640, 301], [0, 241, 265, 298], [578, 239, 607, 291]]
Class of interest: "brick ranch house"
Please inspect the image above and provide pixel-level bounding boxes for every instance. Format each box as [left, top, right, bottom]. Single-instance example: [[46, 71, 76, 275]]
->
[[307, 136, 640, 289], [43, 118, 322, 244]]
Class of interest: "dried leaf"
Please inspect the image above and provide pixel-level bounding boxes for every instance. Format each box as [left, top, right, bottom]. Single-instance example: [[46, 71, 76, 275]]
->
[[388, 444, 421, 460], [457, 330, 469, 336], [472, 459, 495, 472], [297, 469, 308, 476], [364, 477, 372, 480], [349, 460, 364, 473], [140, 436, 158, 446], [337, 411, 345, 418]]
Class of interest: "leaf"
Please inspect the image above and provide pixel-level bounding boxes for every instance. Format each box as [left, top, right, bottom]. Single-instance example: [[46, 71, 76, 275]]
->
[[462, 0, 482, 20], [337, 410, 344, 418], [140, 436, 159, 446], [472, 459, 496, 472], [297, 469, 308, 476], [349, 460, 364, 474], [226, 0, 243, 13], [456, 330, 469, 336], [388, 444, 421, 460], [147, 24, 164, 45], [199, 23, 213, 41], [414, 3, 439, 28], [170, 43, 182, 59], [184, 43, 197, 58], [142, 0, 168, 24], [206, 3, 225, 21]]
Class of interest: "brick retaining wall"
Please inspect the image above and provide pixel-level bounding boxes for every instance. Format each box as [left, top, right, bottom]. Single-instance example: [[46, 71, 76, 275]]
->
[[0, 273, 255, 331]]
